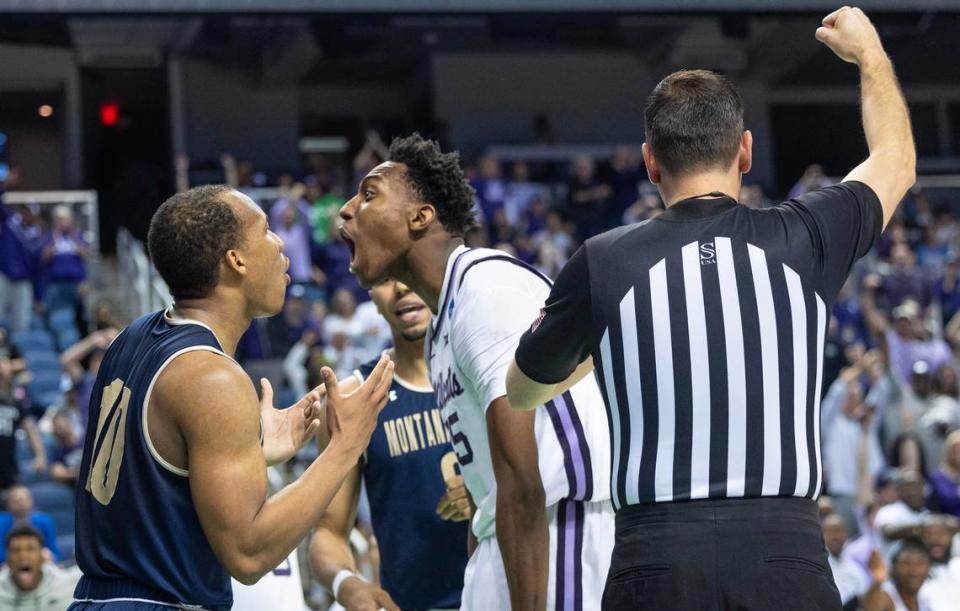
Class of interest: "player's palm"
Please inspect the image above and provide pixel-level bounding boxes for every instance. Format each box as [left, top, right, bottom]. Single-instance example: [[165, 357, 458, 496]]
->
[[323, 355, 394, 457], [258, 378, 322, 465]]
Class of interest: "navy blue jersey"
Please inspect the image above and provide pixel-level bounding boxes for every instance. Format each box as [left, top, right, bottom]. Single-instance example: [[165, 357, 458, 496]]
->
[[74, 309, 232, 610], [357, 357, 468, 610]]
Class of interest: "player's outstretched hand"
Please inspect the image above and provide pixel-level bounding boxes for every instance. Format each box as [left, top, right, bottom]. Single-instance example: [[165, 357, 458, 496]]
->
[[815, 6, 885, 66], [338, 577, 401, 611], [323, 354, 394, 459], [436, 474, 475, 522], [258, 378, 324, 466]]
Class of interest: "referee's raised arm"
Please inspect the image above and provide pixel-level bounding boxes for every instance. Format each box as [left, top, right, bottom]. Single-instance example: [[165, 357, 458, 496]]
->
[[816, 6, 916, 228]]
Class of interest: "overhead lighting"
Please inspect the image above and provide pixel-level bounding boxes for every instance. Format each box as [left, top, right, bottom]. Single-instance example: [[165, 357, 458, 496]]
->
[[38, 105, 53, 118]]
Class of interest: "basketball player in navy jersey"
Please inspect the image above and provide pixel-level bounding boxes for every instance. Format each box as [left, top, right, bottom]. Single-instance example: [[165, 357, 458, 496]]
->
[[311, 278, 471, 611], [69, 185, 393, 611]]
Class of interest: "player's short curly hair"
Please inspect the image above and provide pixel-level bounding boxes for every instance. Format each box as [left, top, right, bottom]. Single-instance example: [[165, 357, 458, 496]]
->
[[387, 133, 477, 236], [147, 184, 244, 301]]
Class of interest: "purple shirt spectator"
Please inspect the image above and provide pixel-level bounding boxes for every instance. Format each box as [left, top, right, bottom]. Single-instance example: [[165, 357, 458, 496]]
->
[[886, 329, 952, 384], [927, 469, 960, 517]]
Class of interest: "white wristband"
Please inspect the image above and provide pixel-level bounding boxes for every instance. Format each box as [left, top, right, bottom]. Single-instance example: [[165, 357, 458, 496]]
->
[[332, 569, 364, 601]]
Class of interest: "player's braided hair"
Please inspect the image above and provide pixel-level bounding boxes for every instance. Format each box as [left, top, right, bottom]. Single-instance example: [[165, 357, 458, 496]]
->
[[387, 133, 478, 236]]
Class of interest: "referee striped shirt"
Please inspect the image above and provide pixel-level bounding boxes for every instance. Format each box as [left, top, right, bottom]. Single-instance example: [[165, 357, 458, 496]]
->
[[515, 182, 882, 509]]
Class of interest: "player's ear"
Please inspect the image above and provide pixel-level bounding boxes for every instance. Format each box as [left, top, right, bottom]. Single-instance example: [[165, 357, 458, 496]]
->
[[224, 248, 247, 277], [642, 143, 661, 185], [410, 202, 437, 232], [739, 130, 753, 175]]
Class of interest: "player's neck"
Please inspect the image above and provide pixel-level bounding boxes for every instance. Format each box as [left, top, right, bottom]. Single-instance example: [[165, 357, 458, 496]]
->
[[388, 340, 429, 387], [401, 236, 464, 314], [169, 299, 249, 356]]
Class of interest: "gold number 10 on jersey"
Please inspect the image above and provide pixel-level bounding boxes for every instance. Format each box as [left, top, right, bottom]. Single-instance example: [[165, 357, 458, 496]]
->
[[86, 378, 131, 506]]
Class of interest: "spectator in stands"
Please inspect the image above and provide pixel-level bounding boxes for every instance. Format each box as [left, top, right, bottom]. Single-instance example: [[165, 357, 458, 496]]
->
[[787, 163, 833, 199], [39, 206, 88, 313], [471, 155, 507, 226], [273, 197, 318, 288], [0, 327, 25, 377], [862, 284, 951, 384], [936, 259, 960, 328], [862, 542, 932, 611], [48, 409, 81, 487], [86, 299, 119, 335], [621, 184, 663, 225], [314, 221, 363, 302], [739, 183, 768, 209], [268, 182, 311, 230], [823, 513, 870, 610], [265, 286, 309, 358], [309, 178, 346, 247], [844, 502, 883, 576], [919, 515, 960, 609], [353, 130, 389, 191], [59, 328, 116, 426], [928, 431, 960, 517], [821, 352, 886, 536], [916, 225, 951, 279], [323, 289, 360, 346], [884, 244, 932, 311], [522, 195, 550, 236], [0, 358, 46, 491], [565, 154, 610, 242], [0, 525, 81, 610], [532, 210, 575, 261], [604, 145, 642, 229], [503, 161, 546, 227], [0, 198, 42, 334], [0, 486, 59, 564], [874, 471, 929, 557]]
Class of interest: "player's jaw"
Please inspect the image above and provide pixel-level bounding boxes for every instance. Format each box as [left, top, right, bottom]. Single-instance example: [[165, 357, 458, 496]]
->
[[371, 279, 430, 341]]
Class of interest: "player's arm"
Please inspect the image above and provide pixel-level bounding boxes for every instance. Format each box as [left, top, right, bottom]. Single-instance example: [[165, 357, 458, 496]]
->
[[309, 376, 399, 611], [488, 397, 548, 611], [508, 246, 597, 411], [816, 7, 915, 228], [162, 351, 393, 585]]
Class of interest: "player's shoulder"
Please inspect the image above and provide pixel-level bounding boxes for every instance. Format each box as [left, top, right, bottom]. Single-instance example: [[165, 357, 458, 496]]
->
[[453, 247, 552, 296], [154, 349, 252, 411]]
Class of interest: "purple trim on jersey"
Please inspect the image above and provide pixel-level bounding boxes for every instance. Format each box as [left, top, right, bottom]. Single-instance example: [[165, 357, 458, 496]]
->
[[545, 392, 594, 501], [456, 254, 553, 291], [431, 249, 470, 344], [555, 499, 584, 611]]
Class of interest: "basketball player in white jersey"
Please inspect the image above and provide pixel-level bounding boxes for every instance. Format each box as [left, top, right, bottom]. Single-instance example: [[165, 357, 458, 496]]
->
[[231, 467, 307, 611], [338, 134, 614, 611]]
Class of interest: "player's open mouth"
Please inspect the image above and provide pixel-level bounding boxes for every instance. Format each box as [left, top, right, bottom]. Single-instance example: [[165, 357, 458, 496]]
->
[[340, 226, 357, 266], [394, 301, 425, 324]]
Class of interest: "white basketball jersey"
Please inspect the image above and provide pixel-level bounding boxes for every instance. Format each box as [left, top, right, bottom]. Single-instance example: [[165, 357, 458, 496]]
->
[[230, 548, 306, 610], [426, 246, 611, 542]]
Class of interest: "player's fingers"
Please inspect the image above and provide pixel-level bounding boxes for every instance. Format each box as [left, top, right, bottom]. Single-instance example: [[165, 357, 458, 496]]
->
[[372, 362, 395, 408], [436, 496, 449, 514], [822, 6, 848, 27], [444, 473, 465, 489], [375, 592, 401, 611], [259, 378, 274, 407], [361, 354, 392, 396], [815, 26, 838, 46], [321, 367, 342, 402], [304, 418, 321, 439]]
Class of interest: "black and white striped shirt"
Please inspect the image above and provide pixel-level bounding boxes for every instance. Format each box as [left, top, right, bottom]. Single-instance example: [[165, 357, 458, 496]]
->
[[516, 182, 882, 509]]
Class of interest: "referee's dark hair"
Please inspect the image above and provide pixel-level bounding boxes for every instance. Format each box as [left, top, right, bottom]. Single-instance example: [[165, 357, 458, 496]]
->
[[387, 133, 478, 236], [148, 185, 244, 301], [644, 69, 744, 177]]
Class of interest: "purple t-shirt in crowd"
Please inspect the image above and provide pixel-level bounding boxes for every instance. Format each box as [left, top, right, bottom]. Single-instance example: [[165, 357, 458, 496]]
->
[[275, 222, 313, 284], [886, 330, 952, 382], [928, 469, 960, 518], [42, 230, 87, 283]]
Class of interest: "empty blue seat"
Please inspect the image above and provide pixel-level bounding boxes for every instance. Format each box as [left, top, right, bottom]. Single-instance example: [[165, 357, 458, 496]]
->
[[57, 328, 81, 352], [23, 351, 61, 373], [48, 309, 76, 334], [12, 330, 55, 352]]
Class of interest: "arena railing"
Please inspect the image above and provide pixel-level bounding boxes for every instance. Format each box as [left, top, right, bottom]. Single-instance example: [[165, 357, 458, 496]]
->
[[116, 227, 172, 319]]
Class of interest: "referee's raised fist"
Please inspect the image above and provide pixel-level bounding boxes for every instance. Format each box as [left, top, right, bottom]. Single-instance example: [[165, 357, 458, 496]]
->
[[815, 6, 885, 66]]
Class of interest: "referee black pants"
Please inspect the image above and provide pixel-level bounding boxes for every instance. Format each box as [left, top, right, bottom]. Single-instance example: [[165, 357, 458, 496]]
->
[[601, 497, 842, 611]]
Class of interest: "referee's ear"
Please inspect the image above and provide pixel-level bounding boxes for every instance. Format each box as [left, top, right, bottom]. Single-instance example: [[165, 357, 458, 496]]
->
[[641, 143, 661, 185], [738, 130, 754, 175]]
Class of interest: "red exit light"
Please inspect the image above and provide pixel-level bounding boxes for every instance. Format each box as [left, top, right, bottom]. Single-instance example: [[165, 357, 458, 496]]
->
[[100, 103, 119, 126]]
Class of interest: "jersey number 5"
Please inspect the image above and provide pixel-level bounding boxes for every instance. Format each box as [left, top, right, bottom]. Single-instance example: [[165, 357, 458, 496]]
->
[[86, 378, 132, 506], [445, 412, 473, 466]]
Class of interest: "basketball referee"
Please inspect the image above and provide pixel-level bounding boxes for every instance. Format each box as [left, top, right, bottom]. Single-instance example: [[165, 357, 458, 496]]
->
[[506, 7, 914, 610]]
